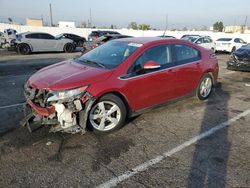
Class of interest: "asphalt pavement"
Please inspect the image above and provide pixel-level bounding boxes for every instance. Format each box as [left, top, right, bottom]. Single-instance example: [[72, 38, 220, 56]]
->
[[0, 51, 250, 188]]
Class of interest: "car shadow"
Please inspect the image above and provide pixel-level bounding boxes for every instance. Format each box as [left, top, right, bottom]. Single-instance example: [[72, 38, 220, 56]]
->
[[186, 83, 231, 187]]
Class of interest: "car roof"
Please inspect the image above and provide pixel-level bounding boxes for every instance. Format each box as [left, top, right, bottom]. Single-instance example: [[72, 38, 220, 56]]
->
[[115, 37, 180, 44], [22, 32, 52, 35]]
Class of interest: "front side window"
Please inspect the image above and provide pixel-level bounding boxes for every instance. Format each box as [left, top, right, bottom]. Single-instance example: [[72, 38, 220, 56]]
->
[[174, 44, 201, 65], [129, 45, 173, 75], [204, 37, 212, 43]]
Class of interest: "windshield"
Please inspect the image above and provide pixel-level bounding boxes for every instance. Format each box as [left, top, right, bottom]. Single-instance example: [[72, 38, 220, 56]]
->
[[217, 38, 232, 42], [182, 36, 199, 42], [78, 41, 141, 69], [55, 34, 63, 39]]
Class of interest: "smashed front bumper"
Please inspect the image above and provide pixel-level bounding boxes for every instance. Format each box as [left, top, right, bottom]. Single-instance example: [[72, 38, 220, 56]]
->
[[227, 60, 250, 72], [21, 84, 96, 134]]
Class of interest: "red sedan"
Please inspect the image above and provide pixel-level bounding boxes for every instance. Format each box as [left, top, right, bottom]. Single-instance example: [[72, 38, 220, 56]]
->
[[23, 37, 219, 134]]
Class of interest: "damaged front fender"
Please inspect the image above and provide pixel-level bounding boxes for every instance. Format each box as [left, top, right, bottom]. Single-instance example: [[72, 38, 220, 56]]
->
[[21, 92, 97, 134]]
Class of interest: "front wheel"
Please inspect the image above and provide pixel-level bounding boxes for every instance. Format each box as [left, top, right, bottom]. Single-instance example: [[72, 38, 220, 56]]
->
[[17, 44, 30, 55], [88, 94, 126, 134], [196, 74, 213, 100]]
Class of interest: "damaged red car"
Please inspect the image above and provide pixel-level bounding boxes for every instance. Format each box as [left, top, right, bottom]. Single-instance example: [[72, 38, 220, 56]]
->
[[22, 37, 219, 134]]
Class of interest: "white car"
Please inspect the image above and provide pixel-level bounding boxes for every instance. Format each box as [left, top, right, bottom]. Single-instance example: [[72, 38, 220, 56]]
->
[[15, 32, 74, 55], [182, 36, 216, 51], [215, 38, 247, 53]]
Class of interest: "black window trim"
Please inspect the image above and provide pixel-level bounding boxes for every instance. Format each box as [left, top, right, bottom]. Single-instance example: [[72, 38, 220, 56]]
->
[[119, 59, 201, 80], [119, 43, 202, 80]]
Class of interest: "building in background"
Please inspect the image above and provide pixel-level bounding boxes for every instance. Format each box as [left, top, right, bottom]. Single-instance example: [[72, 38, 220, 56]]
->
[[58, 21, 76, 28], [224, 25, 246, 33], [26, 18, 43, 26]]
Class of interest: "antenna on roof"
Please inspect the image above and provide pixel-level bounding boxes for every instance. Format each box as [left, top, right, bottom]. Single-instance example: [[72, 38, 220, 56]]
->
[[163, 14, 168, 37]]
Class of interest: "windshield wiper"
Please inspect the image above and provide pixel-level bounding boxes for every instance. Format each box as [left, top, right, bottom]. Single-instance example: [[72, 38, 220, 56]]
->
[[78, 59, 106, 68]]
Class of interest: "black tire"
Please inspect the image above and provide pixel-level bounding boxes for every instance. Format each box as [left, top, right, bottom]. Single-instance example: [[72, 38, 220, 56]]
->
[[196, 74, 213, 100], [17, 44, 30, 55], [87, 94, 127, 134], [64, 43, 74, 53]]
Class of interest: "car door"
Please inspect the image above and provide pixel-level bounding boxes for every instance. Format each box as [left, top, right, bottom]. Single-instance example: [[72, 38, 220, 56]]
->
[[25, 33, 41, 51], [173, 44, 203, 97], [39, 33, 57, 51], [203, 37, 212, 49], [122, 44, 176, 111]]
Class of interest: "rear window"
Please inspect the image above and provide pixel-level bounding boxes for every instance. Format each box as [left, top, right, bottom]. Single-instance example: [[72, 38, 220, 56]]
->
[[217, 38, 232, 42]]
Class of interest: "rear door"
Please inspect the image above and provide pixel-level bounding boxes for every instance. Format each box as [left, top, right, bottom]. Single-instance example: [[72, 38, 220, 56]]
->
[[39, 33, 57, 51], [122, 44, 176, 111], [173, 44, 203, 97]]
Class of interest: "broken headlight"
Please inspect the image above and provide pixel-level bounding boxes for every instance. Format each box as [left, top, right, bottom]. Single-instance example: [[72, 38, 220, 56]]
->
[[47, 86, 88, 102]]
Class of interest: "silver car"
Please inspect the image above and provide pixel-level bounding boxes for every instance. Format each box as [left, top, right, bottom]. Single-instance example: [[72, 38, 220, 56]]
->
[[15, 32, 74, 55]]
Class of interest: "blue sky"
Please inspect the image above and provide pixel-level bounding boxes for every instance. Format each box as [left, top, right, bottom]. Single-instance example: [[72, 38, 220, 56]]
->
[[0, 0, 249, 29]]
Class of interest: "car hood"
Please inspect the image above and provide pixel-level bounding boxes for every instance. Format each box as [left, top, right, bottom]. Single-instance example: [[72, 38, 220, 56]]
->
[[234, 48, 250, 61], [28, 60, 113, 91]]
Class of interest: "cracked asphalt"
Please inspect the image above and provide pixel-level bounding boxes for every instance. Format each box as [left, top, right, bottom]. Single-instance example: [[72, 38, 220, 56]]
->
[[0, 51, 250, 188]]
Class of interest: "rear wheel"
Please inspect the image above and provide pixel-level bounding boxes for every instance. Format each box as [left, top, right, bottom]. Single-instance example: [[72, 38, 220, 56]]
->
[[64, 43, 74, 53], [17, 44, 30, 55], [197, 74, 213, 100], [88, 94, 126, 134]]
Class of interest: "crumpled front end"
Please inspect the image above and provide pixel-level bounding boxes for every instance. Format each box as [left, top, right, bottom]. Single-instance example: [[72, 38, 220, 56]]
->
[[227, 52, 250, 72], [21, 82, 96, 134]]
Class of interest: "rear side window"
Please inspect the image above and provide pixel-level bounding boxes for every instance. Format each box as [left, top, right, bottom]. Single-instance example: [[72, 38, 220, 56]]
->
[[217, 38, 232, 42], [26, 33, 40, 39], [174, 44, 201, 65], [39, 33, 54, 39], [234, 38, 240, 43]]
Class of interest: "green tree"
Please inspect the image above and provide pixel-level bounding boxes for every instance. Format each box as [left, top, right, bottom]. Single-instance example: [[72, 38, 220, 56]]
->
[[138, 24, 151, 30], [213, 21, 224, 32], [128, 22, 138, 30]]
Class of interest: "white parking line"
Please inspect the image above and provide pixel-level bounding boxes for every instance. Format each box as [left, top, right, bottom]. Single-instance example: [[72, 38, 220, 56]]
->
[[0, 102, 25, 110], [224, 71, 236, 75], [97, 108, 250, 188]]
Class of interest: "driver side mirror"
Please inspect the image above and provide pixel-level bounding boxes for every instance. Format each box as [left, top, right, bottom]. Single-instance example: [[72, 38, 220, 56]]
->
[[143, 60, 161, 70]]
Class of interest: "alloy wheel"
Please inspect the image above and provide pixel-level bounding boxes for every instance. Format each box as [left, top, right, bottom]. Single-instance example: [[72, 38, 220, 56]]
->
[[89, 101, 121, 131]]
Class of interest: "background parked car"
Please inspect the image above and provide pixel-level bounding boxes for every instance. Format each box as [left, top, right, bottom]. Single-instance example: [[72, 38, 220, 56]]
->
[[14, 32, 74, 55], [215, 37, 247, 53], [0, 28, 18, 49], [56, 33, 86, 47], [82, 34, 132, 55], [88, 30, 121, 41], [182, 36, 216, 51], [158, 35, 176, 39], [181, 34, 201, 39], [227, 43, 250, 71]]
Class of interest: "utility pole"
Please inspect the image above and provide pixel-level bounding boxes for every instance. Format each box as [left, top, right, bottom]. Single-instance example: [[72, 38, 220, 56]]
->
[[89, 8, 92, 28], [49, 3, 53, 27], [244, 16, 248, 30]]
